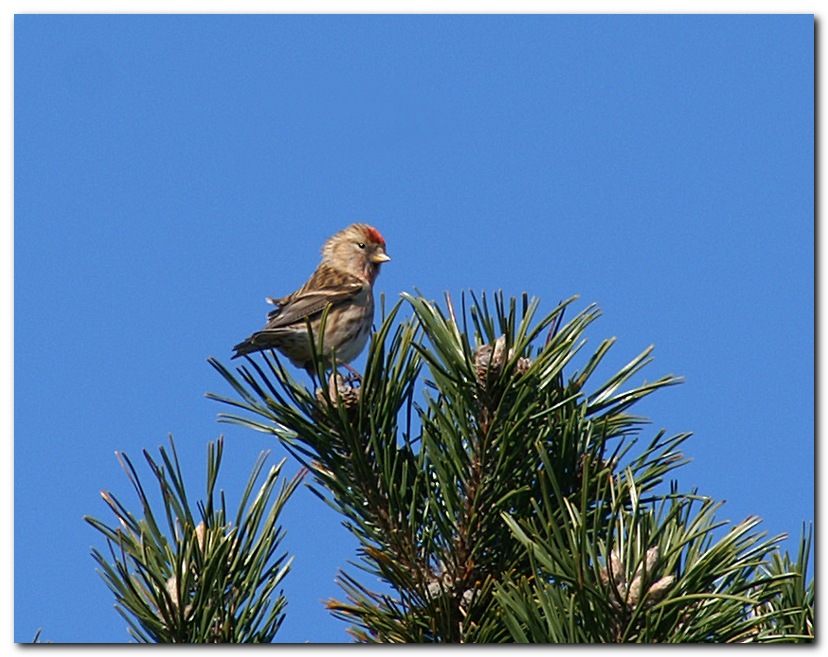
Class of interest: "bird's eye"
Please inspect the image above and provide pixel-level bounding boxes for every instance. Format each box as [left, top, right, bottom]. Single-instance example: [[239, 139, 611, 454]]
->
[[358, 242, 366, 249]]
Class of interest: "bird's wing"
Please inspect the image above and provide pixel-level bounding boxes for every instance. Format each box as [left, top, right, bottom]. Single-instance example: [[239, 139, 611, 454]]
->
[[264, 282, 364, 329]]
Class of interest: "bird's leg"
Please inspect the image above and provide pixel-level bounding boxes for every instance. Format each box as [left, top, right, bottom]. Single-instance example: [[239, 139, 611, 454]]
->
[[340, 362, 362, 384]]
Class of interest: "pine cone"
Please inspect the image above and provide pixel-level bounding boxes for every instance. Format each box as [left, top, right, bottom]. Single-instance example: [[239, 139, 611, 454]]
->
[[315, 373, 361, 410], [474, 335, 533, 384], [474, 335, 506, 383]]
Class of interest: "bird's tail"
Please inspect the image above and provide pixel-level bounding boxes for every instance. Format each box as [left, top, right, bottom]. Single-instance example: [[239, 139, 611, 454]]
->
[[231, 336, 261, 359], [231, 330, 286, 359]]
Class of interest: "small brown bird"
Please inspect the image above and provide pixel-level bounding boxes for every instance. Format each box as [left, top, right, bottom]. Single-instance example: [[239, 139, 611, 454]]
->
[[232, 224, 391, 374]]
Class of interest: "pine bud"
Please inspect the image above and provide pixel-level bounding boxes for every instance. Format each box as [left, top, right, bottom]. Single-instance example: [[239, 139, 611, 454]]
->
[[514, 355, 533, 376], [629, 546, 660, 604], [602, 549, 625, 587], [601, 549, 628, 611], [425, 568, 454, 601], [195, 521, 206, 552], [165, 574, 180, 609], [644, 575, 675, 608]]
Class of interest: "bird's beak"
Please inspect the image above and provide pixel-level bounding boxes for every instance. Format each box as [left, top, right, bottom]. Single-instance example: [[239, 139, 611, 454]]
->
[[372, 252, 391, 264]]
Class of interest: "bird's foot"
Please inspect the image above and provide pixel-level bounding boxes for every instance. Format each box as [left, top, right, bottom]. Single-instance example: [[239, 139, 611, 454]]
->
[[340, 362, 362, 384]]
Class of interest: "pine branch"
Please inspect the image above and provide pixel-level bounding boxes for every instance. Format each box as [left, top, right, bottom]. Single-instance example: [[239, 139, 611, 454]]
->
[[84, 436, 300, 643]]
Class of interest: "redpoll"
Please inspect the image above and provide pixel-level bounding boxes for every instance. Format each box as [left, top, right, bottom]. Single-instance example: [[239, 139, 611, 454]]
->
[[232, 224, 390, 374]]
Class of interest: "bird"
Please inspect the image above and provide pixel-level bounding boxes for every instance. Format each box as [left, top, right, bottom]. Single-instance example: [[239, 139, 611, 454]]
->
[[232, 223, 391, 376]]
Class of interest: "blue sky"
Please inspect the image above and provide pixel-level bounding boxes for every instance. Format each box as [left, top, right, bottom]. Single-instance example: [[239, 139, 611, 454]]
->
[[13, 13, 813, 643]]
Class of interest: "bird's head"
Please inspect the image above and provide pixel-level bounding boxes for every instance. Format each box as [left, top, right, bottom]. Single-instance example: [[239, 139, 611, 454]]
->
[[322, 223, 391, 283]]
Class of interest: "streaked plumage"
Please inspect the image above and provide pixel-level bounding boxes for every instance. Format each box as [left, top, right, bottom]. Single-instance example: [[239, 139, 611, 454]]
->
[[232, 224, 390, 374]]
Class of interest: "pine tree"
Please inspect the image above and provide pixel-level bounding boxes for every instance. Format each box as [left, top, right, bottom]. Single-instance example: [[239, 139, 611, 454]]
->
[[83, 291, 812, 642], [195, 291, 813, 643]]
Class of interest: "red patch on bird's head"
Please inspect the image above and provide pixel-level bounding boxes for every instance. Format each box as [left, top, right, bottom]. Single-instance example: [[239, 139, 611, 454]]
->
[[365, 226, 386, 247]]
